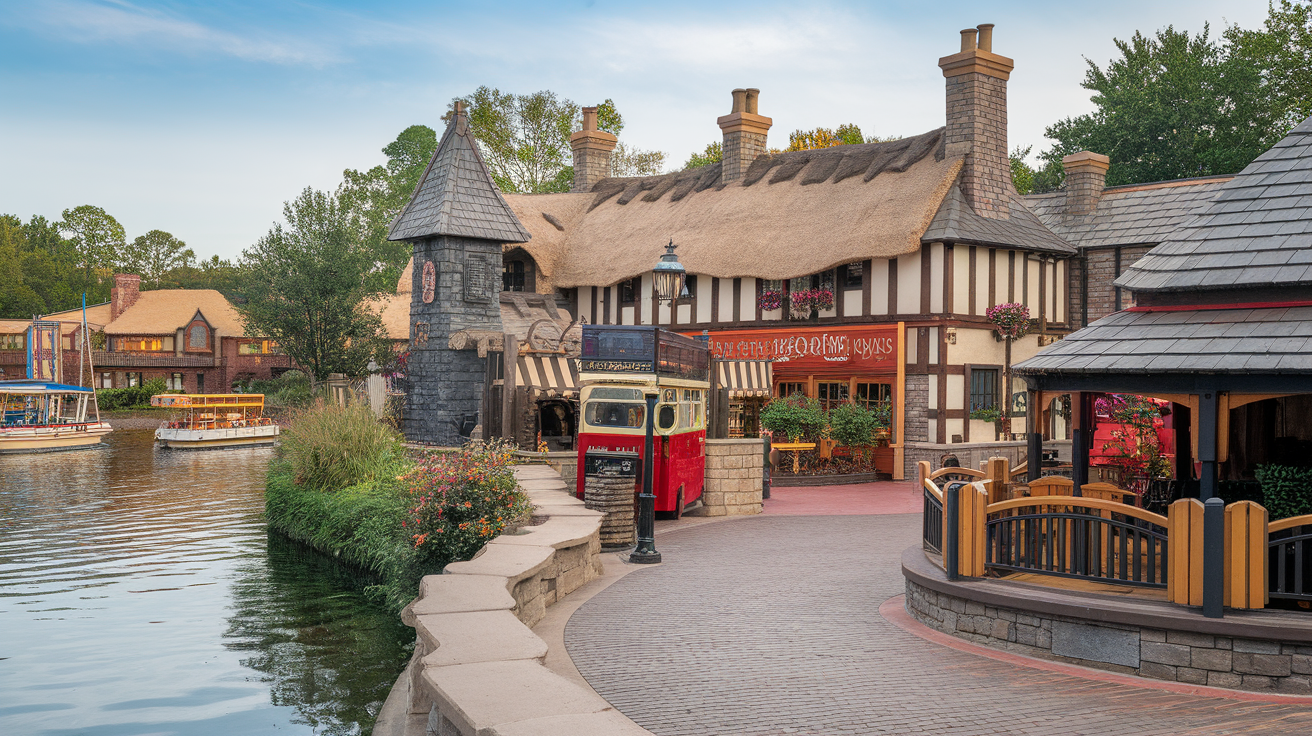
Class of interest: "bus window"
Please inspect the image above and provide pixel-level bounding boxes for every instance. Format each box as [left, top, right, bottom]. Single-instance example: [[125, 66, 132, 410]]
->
[[584, 401, 646, 428], [657, 404, 677, 431]]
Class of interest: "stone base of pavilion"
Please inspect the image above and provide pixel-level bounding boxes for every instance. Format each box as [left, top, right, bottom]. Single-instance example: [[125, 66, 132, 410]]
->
[[902, 547, 1312, 693]]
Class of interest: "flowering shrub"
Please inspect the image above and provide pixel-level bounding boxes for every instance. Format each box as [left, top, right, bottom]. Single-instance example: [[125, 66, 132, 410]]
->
[[986, 302, 1031, 340], [1095, 394, 1171, 489], [760, 393, 826, 442], [403, 439, 533, 569], [789, 288, 834, 317], [758, 290, 783, 311]]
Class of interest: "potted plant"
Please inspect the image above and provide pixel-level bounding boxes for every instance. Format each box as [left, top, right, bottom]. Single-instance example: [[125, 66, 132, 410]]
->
[[789, 288, 835, 320], [757, 289, 783, 313]]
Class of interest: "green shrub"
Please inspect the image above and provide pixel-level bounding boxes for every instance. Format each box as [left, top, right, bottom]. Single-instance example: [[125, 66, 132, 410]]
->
[[280, 399, 404, 491], [1255, 464, 1312, 520], [247, 369, 312, 408], [828, 401, 880, 448], [96, 376, 170, 410], [760, 393, 826, 442]]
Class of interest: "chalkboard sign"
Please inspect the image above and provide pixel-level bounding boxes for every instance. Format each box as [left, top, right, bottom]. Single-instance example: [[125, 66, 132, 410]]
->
[[584, 449, 641, 478]]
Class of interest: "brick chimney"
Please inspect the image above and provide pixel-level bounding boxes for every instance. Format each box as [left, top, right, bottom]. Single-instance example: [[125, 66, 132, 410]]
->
[[717, 88, 772, 183], [570, 106, 618, 192], [1062, 151, 1111, 217], [110, 274, 141, 321], [939, 23, 1015, 219]]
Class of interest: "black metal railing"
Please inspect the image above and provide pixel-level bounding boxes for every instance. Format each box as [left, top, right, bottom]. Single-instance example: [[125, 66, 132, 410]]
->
[[985, 508, 1168, 588], [1270, 522, 1312, 601], [923, 486, 943, 553]]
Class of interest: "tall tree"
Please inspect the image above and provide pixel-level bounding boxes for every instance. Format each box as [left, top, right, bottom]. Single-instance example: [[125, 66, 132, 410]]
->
[[1226, 0, 1312, 133], [457, 87, 578, 193], [593, 99, 666, 177], [683, 142, 723, 169], [58, 205, 125, 287], [339, 125, 438, 284], [0, 217, 45, 319], [123, 230, 195, 288], [237, 188, 393, 380]]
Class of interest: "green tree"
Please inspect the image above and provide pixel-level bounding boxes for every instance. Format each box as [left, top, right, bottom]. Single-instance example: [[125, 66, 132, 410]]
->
[[456, 87, 578, 193], [787, 124, 866, 151], [683, 142, 723, 169], [237, 188, 394, 381], [338, 125, 436, 285], [1037, 24, 1278, 186], [0, 217, 46, 319], [593, 99, 666, 177], [1225, 1, 1312, 134], [123, 230, 195, 288], [58, 205, 125, 283], [159, 254, 242, 295]]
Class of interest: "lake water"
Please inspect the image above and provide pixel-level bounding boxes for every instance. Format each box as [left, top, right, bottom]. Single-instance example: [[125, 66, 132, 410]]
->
[[0, 429, 413, 736]]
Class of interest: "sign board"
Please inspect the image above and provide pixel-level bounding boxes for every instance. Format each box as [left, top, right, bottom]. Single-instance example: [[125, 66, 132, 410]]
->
[[581, 326, 709, 381], [699, 325, 898, 377], [584, 449, 641, 478]]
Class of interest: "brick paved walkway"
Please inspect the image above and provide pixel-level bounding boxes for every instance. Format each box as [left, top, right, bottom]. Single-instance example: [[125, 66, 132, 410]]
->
[[565, 513, 1312, 735], [763, 481, 920, 516]]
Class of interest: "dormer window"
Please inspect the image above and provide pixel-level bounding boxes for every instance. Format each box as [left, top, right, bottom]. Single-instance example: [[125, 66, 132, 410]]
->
[[187, 322, 209, 351]]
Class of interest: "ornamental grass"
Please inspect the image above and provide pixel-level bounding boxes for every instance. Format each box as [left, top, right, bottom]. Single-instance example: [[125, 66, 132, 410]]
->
[[279, 399, 405, 491]]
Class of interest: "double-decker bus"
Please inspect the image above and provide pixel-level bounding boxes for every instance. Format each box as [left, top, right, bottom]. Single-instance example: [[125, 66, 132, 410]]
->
[[575, 326, 710, 517]]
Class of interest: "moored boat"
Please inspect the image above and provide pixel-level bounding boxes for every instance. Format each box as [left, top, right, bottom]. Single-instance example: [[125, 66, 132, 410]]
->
[[0, 381, 113, 453], [152, 393, 279, 449]]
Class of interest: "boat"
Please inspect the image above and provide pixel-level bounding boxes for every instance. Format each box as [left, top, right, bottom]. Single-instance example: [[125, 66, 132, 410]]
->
[[0, 381, 113, 453], [151, 393, 279, 449]]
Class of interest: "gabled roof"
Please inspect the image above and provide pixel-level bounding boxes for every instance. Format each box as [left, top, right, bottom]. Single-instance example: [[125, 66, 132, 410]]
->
[[1115, 116, 1312, 292], [1025, 176, 1230, 249], [923, 185, 1074, 254], [41, 302, 114, 333], [103, 289, 246, 336], [1015, 305, 1312, 376], [387, 106, 531, 244]]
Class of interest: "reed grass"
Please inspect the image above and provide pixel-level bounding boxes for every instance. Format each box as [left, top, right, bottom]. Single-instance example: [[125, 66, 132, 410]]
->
[[279, 399, 404, 491]]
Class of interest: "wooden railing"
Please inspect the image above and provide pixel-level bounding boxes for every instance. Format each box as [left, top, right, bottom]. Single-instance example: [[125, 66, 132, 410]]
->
[[984, 497, 1169, 588], [1269, 514, 1312, 602], [923, 478, 943, 554]]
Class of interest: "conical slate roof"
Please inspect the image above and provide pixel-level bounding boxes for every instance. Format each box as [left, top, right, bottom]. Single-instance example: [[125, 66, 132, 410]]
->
[[1115, 116, 1312, 293], [387, 105, 531, 244]]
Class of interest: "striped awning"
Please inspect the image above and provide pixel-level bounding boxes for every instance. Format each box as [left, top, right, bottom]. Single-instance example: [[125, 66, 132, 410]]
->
[[517, 355, 579, 398], [717, 360, 773, 398]]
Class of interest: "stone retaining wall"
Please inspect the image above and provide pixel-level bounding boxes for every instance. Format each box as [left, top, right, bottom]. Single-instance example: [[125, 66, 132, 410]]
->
[[383, 464, 652, 736], [905, 577, 1312, 694], [693, 439, 764, 517]]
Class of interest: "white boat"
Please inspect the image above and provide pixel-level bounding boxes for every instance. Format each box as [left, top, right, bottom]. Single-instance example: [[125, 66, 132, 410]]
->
[[0, 381, 113, 453], [152, 393, 279, 449]]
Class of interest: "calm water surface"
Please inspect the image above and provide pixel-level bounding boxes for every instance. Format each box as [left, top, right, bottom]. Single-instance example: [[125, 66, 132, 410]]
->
[[0, 430, 413, 735]]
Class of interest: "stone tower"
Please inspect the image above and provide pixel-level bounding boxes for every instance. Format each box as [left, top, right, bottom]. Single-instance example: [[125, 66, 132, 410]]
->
[[939, 24, 1014, 219], [387, 103, 531, 445]]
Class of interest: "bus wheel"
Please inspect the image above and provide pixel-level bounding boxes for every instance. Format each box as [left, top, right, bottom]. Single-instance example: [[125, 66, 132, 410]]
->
[[673, 487, 684, 520]]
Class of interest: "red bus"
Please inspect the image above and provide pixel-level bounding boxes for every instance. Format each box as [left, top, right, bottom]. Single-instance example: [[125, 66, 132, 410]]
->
[[575, 326, 710, 518]]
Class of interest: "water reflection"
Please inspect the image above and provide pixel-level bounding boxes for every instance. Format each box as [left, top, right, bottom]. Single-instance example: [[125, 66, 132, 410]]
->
[[0, 430, 412, 736]]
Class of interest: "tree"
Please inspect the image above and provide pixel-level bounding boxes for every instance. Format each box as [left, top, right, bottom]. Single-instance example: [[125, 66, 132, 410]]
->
[[683, 142, 722, 169], [238, 188, 395, 380], [1225, 1, 1312, 134], [1036, 24, 1279, 187], [456, 87, 578, 193], [0, 217, 45, 319], [787, 124, 865, 151], [123, 230, 195, 288], [58, 205, 125, 284], [593, 99, 666, 177]]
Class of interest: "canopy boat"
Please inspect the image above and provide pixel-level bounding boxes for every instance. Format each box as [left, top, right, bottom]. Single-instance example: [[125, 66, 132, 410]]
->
[[0, 381, 113, 453], [152, 393, 279, 449]]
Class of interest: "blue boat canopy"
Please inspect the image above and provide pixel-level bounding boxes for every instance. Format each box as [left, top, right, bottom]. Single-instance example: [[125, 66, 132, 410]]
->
[[0, 381, 94, 395]]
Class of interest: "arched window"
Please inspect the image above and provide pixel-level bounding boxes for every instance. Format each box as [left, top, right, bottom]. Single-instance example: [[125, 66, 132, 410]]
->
[[188, 322, 208, 350], [503, 260, 525, 292]]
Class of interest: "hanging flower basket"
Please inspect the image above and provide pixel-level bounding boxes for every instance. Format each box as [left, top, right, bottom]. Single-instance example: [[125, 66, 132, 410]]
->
[[758, 290, 783, 312], [986, 302, 1031, 340], [789, 288, 834, 318]]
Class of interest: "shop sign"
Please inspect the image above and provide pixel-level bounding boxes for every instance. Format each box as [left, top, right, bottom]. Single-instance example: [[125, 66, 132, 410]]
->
[[701, 325, 898, 372]]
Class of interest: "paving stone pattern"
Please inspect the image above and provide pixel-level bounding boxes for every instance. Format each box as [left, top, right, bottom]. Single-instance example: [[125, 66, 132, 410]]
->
[[566, 514, 1312, 735]]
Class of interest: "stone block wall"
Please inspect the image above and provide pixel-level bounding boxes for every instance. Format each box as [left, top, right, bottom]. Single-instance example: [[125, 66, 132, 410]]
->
[[695, 439, 764, 516], [906, 578, 1312, 694]]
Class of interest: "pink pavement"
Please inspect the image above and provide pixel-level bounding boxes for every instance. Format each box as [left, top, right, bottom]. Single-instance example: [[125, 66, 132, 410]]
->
[[761, 480, 920, 516]]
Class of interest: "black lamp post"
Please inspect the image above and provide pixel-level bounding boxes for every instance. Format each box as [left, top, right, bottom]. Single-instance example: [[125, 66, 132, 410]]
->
[[630, 240, 686, 565]]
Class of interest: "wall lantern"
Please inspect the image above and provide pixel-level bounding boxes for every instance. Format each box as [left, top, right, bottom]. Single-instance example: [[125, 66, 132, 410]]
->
[[652, 240, 688, 304]]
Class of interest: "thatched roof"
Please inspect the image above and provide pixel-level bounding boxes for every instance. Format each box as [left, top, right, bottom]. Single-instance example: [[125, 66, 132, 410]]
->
[[41, 302, 113, 332], [513, 128, 969, 288], [387, 105, 531, 244], [103, 289, 246, 336]]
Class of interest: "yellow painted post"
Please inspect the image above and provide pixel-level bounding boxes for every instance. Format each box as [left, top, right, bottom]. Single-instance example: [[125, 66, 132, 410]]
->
[[1224, 501, 1268, 609], [984, 456, 1009, 504], [1168, 499, 1205, 606]]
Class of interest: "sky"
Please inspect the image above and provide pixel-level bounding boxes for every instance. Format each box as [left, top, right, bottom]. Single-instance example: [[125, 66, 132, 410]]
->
[[0, 0, 1274, 262]]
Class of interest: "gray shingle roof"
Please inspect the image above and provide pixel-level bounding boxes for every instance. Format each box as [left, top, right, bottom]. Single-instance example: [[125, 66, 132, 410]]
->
[[1014, 305, 1312, 376], [387, 108, 531, 244], [1114, 116, 1312, 292], [923, 185, 1075, 255], [1025, 177, 1229, 249]]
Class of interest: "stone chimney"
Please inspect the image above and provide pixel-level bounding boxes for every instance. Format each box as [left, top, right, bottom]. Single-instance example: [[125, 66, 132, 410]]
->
[[110, 274, 141, 321], [570, 106, 618, 192], [939, 23, 1015, 219], [717, 88, 772, 183], [1062, 151, 1111, 217]]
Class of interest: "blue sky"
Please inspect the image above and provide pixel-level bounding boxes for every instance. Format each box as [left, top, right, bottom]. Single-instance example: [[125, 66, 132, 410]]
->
[[0, 0, 1272, 261]]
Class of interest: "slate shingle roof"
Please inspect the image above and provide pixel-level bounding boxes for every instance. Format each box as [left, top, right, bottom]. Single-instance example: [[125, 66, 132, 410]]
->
[[387, 108, 531, 244], [1025, 177, 1229, 249], [1114, 116, 1312, 292], [1014, 305, 1312, 375], [923, 185, 1075, 255]]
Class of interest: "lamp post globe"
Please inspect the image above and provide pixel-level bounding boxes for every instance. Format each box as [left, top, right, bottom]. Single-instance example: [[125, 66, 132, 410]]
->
[[653, 239, 687, 304]]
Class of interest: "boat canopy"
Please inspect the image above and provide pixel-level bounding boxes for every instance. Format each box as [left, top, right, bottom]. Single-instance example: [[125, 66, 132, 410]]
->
[[151, 394, 265, 409], [0, 381, 94, 395]]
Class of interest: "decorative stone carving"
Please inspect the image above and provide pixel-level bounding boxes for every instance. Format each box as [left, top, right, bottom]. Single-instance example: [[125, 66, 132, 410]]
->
[[421, 261, 436, 304]]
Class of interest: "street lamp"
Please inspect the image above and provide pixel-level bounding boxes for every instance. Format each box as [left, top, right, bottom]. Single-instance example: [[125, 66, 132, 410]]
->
[[630, 389, 662, 564], [652, 240, 688, 303]]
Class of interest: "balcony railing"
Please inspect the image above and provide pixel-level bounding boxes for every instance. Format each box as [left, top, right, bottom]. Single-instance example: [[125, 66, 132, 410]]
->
[[92, 351, 214, 368]]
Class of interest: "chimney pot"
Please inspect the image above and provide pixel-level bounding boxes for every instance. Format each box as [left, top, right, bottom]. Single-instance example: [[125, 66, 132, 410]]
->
[[977, 24, 994, 52], [1061, 151, 1112, 217], [569, 104, 617, 192], [960, 28, 978, 53], [745, 88, 760, 115], [718, 88, 772, 183], [731, 88, 747, 114], [581, 106, 598, 132]]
